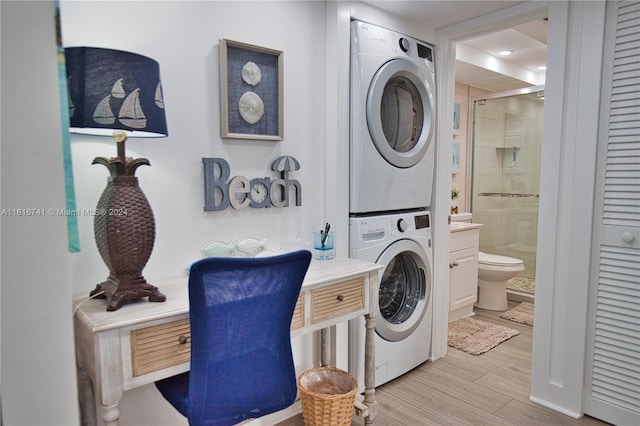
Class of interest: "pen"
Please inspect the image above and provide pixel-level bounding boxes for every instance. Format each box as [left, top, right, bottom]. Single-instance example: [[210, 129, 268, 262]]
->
[[321, 222, 330, 247]]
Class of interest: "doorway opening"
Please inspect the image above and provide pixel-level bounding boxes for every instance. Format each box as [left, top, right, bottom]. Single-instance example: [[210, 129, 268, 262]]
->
[[454, 15, 547, 303]]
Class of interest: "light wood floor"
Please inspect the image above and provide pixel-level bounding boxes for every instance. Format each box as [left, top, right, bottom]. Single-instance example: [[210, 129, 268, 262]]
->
[[281, 302, 610, 426]]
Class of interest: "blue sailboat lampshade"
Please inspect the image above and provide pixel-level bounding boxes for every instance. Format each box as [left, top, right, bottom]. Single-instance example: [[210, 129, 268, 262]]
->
[[64, 47, 168, 137]]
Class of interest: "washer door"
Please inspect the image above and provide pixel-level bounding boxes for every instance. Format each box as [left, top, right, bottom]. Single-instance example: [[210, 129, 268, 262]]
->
[[366, 58, 434, 168], [375, 239, 431, 342]]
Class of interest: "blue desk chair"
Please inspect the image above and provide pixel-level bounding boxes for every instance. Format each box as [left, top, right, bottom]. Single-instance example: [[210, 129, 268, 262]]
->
[[156, 250, 312, 426]]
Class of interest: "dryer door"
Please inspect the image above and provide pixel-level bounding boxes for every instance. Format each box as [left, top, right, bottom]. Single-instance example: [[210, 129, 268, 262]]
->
[[366, 58, 435, 168], [375, 238, 432, 342]]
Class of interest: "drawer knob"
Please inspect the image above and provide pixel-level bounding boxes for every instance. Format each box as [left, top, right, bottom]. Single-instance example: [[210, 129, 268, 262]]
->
[[178, 335, 189, 345], [336, 294, 344, 302]]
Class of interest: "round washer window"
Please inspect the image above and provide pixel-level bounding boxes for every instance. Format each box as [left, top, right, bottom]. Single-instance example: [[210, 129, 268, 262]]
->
[[379, 252, 424, 324], [374, 238, 431, 342]]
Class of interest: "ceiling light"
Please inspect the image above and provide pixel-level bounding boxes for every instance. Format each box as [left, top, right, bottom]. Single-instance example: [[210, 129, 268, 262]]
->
[[499, 50, 513, 56], [538, 65, 547, 71]]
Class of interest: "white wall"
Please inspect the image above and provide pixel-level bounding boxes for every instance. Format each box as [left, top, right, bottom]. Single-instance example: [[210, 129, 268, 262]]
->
[[1, 1, 80, 424], [59, 1, 438, 297], [60, 1, 329, 291]]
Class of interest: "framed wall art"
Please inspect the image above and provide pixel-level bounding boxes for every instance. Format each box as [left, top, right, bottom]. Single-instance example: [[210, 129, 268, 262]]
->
[[452, 142, 461, 174], [453, 102, 461, 135], [219, 39, 283, 140]]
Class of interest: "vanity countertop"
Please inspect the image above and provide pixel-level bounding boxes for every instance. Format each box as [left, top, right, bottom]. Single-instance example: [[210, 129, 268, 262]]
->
[[450, 222, 484, 233]]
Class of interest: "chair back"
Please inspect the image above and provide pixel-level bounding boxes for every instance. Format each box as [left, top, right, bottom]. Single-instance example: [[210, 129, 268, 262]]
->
[[187, 249, 312, 425]]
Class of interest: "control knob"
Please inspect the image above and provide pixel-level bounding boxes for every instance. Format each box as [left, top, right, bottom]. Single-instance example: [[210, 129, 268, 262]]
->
[[397, 218, 408, 232], [399, 38, 410, 52]]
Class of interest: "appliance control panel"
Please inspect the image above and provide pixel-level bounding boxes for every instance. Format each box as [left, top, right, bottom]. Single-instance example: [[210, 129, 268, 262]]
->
[[352, 211, 430, 242], [356, 217, 386, 241], [351, 21, 434, 69], [414, 213, 430, 229]]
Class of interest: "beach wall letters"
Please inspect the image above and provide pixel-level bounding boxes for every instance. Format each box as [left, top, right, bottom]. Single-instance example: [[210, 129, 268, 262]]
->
[[203, 157, 302, 211]]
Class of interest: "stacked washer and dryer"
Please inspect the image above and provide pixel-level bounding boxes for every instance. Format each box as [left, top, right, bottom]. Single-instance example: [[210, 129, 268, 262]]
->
[[348, 21, 437, 387]]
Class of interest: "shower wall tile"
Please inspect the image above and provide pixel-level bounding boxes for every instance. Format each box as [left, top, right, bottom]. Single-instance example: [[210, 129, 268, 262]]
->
[[505, 116, 521, 132], [492, 98, 506, 121], [505, 118, 523, 148], [475, 146, 500, 169], [521, 146, 538, 176], [502, 147, 522, 172], [506, 96, 543, 118], [522, 118, 542, 148], [475, 102, 492, 119], [476, 117, 504, 148], [475, 209, 504, 249]]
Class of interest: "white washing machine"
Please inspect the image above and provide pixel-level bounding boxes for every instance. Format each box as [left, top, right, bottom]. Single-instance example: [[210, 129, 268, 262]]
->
[[349, 210, 433, 387], [350, 20, 436, 214]]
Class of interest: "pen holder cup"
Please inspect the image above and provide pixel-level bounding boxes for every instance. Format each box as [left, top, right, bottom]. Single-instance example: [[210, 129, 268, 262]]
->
[[313, 230, 334, 260]]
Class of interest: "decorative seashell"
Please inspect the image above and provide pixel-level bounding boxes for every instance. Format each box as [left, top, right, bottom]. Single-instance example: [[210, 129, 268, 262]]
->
[[201, 240, 237, 257], [238, 91, 264, 124], [254, 248, 281, 257], [235, 235, 267, 255], [241, 61, 262, 86]]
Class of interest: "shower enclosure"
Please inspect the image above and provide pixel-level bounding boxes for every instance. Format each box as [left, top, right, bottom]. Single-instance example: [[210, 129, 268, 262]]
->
[[470, 86, 544, 294]]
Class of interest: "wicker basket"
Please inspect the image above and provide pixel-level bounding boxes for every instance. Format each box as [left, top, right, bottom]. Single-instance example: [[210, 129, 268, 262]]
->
[[298, 366, 359, 426]]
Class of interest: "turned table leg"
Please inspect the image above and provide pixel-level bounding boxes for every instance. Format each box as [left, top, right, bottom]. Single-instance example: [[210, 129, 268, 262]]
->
[[101, 403, 121, 426], [364, 313, 377, 424], [320, 327, 330, 367]]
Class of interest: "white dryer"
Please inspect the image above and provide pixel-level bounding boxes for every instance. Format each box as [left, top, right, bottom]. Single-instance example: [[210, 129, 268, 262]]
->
[[349, 210, 433, 387], [350, 21, 436, 214]]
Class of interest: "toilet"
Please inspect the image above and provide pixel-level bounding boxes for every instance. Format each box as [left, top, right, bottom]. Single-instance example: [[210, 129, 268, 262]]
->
[[450, 212, 525, 311], [476, 252, 524, 311]]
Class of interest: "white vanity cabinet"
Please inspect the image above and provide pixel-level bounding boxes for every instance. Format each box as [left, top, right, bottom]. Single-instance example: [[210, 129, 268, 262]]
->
[[448, 223, 483, 323]]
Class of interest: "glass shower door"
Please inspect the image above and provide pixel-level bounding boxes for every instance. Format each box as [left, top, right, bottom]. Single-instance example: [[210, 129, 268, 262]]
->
[[471, 90, 544, 293]]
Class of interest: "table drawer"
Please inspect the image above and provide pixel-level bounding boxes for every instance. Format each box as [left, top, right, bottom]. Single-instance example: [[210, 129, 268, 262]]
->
[[291, 293, 305, 330], [131, 319, 191, 377], [311, 277, 365, 324], [130, 295, 304, 377]]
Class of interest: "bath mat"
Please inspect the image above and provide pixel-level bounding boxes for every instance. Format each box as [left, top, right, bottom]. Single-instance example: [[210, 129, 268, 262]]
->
[[506, 276, 536, 293], [448, 317, 519, 355], [499, 302, 534, 326]]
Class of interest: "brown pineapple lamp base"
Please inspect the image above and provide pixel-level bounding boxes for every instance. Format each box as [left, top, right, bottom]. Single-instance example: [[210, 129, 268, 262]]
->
[[90, 276, 166, 312], [92, 131, 166, 311]]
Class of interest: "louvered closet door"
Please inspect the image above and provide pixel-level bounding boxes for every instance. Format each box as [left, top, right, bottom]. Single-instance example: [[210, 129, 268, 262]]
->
[[584, 2, 640, 425]]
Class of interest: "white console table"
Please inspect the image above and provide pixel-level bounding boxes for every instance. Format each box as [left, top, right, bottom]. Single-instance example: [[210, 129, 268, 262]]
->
[[73, 257, 382, 425]]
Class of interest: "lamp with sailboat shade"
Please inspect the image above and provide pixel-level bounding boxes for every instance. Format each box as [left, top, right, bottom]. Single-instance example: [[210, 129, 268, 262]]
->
[[65, 46, 168, 311]]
